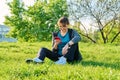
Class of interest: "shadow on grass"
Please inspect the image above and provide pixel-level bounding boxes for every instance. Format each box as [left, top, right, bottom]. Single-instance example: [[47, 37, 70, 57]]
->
[[80, 60, 120, 70]]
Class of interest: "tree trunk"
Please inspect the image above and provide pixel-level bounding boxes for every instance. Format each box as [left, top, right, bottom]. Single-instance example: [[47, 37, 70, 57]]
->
[[100, 29, 106, 43], [98, 21, 106, 44]]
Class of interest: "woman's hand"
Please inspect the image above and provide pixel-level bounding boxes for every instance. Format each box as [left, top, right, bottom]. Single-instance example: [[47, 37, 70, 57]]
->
[[62, 44, 69, 55], [53, 39, 61, 49], [54, 39, 61, 45], [62, 41, 74, 55]]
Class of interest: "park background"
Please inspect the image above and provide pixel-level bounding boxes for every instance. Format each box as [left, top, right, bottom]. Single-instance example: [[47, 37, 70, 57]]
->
[[0, 0, 120, 80]]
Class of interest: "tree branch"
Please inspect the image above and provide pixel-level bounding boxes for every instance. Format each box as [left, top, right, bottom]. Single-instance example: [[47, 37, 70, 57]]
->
[[111, 31, 120, 43]]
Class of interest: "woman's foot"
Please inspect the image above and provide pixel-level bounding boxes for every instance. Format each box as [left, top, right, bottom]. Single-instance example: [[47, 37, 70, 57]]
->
[[33, 57, 43, 63], [25, 58, 33, 63], [26, 57, 43, 64], [55, 56, 66, 64]]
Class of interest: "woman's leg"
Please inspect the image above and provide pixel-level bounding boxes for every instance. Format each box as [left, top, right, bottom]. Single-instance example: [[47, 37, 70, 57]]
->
[[64, 44, 78, 62], [38, 47, 60, 61]]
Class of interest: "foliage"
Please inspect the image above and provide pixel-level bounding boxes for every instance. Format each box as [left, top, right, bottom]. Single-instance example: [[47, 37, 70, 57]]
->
[[92, 21, 120, 43], [68, 0, 120, 44], [4, 0, 68, 42], [0, 42, 120, 80], [4, 0, 24, 38]]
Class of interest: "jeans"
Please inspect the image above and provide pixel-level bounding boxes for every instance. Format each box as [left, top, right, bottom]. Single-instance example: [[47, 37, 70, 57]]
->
[[38, 48, 61, 61], [38, 43, 82, 62]]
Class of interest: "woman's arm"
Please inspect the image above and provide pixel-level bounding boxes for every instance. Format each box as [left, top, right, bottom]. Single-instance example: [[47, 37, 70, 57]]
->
[[52, 32, 61, 53], [62, 29, 81, 55], [68, 29, 81, 45]]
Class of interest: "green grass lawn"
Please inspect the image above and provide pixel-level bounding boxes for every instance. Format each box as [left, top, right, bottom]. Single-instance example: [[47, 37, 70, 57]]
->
[[0, 42, 120, 80]]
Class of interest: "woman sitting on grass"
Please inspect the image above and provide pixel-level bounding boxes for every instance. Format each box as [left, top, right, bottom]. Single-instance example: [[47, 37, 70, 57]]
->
[[26, 16, 82, 64]]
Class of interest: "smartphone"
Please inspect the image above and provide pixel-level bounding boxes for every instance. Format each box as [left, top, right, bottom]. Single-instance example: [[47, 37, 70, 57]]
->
[[55, 37, 61, 40]]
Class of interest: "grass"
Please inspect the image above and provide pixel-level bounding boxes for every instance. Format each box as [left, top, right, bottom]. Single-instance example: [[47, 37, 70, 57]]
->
[[0, 42, 120, 80]]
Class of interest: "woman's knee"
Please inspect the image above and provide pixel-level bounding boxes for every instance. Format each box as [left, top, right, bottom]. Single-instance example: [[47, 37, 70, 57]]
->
[[40, 47, 47, 52], [37, 47, 46, 55]]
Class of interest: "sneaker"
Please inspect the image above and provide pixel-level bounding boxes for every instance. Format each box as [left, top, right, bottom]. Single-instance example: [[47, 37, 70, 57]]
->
[[25, 58, 33, 63], [33, 57, 43, 63], [55, 56, 67, 64], [26, 57, 43, 64]]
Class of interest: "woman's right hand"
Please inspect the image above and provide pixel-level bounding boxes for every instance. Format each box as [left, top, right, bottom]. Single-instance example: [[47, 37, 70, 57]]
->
[[53, 39, 61, 49], [54, 39, 61, 45]]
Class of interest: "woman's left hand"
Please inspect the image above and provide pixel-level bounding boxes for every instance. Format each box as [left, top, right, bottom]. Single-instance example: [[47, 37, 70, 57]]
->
[[62, 44, 69, 55]]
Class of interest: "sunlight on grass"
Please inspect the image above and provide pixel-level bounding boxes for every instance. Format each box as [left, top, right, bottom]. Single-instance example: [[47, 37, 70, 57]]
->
[[0, 42, 120, 80]]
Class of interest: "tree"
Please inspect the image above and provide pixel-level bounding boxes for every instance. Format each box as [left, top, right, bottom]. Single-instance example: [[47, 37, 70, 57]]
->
[[67, 0, 120, 43], [4, 0, 68, 42], [4, 0, 24, 38]]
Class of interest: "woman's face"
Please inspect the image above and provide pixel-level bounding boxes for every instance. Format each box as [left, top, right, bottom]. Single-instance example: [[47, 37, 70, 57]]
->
[[59, 23, 68, 32]]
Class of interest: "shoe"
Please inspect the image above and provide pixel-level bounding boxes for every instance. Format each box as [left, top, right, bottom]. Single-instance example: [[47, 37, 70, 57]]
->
[[25, 58, 33, 63], [33, 57, 43, 63], [26, 57, 43, 64], [55, 56, 67, 64]]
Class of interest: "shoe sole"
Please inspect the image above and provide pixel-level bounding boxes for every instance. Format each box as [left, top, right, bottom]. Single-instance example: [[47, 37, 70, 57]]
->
[[26, 59, 44, 64], [25, 59, 33, 64]]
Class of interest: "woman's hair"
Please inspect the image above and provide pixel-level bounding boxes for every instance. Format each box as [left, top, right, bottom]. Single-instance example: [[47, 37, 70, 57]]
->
[[57, 17, 69, 27]]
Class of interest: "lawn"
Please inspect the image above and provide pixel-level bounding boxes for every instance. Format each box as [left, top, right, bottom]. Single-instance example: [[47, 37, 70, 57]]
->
[[0, 42, 120, 80]]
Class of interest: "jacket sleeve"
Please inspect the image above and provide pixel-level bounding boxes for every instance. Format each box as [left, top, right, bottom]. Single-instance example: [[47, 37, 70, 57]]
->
[[70, 29, 81, 44]]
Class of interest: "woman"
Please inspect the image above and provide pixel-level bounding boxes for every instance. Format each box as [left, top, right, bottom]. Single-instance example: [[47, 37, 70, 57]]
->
[[26, 16, 82, 64]]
